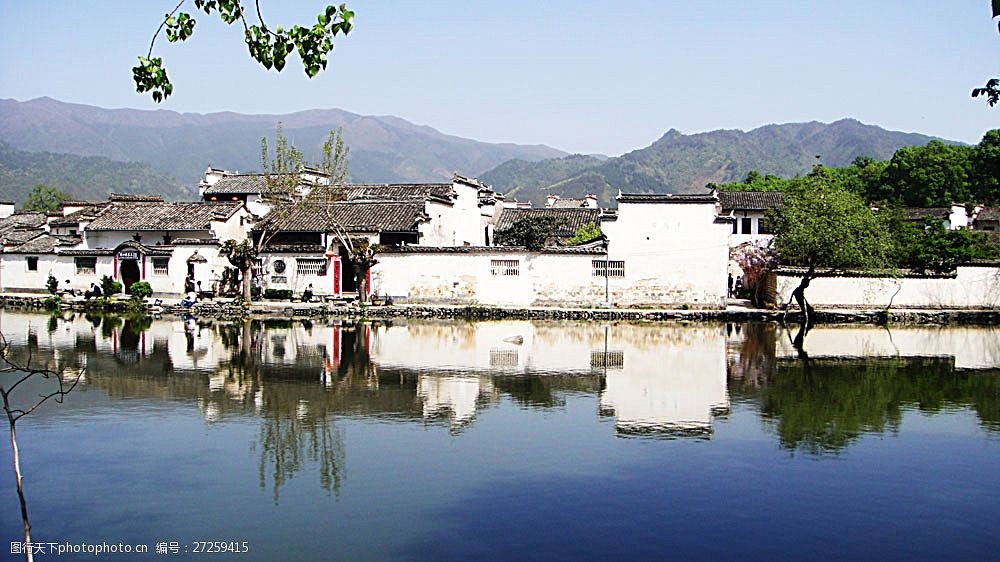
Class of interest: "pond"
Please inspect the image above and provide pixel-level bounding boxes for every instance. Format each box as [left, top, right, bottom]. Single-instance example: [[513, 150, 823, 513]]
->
[[0, 311, 998, 561]]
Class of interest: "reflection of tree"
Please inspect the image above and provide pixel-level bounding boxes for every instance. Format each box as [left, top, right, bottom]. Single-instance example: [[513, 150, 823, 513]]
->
[[749, 357, 1000, 454], [253, 392, 345, 503], [223, 319, 348, 503], [727, 323, 777, 389]]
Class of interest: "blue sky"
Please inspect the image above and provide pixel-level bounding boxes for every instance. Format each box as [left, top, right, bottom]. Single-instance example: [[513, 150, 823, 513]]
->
[[0, 0, 998, 155]]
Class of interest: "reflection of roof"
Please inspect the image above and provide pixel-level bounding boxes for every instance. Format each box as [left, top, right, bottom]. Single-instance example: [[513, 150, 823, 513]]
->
[[617, 193, 718, 204], [903, 207, 950, 220], [86, 202, 243, 231], [255, 201, 429, 233], [718, 191, 785, 211], [494, 207, 601, 239]]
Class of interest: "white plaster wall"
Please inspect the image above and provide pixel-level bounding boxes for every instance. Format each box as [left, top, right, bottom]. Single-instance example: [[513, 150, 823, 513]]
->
[[775, 266, 1000, 309], [602, 202, 730, 307], [450, 181, 486, 246], [419, 200, 454, 246]]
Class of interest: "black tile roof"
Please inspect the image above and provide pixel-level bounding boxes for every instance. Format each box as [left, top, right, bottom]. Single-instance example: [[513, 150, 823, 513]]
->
[[903, 207, 950, 220], [381, 245, 607, 255], [494, 208, 602, 238], [718, 191, 785, 211], [254, 201, 429, 233], [976, 207, 999, 221], [617, 193, 718, 204], [202, 173, 298, 195], [86, 201, 244, 231]]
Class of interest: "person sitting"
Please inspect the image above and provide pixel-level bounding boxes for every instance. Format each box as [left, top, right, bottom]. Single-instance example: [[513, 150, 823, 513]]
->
[[302, 283, 314, 303], [180, 290, 197, 307], [84, 282, 103, 300]]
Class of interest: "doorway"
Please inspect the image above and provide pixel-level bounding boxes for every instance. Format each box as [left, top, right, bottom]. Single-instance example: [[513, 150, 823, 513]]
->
[[120, 259, 140, 293], [338, 247, 358, 293]]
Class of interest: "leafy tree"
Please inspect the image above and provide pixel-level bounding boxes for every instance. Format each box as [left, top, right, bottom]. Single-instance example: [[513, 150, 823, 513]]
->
[[223, 124, 350, 302], [971, 129, 1000, 204], [135, 1, 355, 102], [566, 221, 602, 245], [769, 175, 894, 323], [100, 275, 123, 296], [22, 184, 69, 212], [909, 219, 999, 273], [875, 141, 975, 206], [494, 216, 566, 250]]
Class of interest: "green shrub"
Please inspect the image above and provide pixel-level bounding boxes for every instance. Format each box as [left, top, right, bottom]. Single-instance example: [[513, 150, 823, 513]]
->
[[46, 274, 59, 295], [100, 275, 122, 296], [264, 288, 293, 300], [129, 281, 153, 300], [42, 295, 62, 310], [251, 286, 261, 299]]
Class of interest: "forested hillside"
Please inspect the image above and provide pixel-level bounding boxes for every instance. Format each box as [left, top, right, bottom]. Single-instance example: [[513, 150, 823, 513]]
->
[[0, 143, 188, 204]]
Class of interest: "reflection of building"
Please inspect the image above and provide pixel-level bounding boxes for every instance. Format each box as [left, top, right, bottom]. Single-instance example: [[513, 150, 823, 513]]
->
[[773, 325, 1000, 370], [417, 375, 495, 429], [598, 325, 729, 437]]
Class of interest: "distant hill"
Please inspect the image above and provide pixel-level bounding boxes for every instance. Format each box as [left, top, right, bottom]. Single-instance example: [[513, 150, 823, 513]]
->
[[0, 143, 187, 204], [482, 119, 956, 206], [0, 97, 567, 187], [480, 154, 605, 203]]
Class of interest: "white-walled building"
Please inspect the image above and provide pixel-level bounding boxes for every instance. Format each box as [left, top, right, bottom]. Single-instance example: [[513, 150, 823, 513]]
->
[[0, 195, 249, 295]]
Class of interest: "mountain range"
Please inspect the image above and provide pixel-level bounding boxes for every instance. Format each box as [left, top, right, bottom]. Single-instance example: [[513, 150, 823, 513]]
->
[[0, 97, 565, 200], [482, 120, 953, 206], [0, 97, 958, 206]]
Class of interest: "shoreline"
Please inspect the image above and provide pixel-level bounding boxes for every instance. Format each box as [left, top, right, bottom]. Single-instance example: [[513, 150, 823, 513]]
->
[[2, 293, 998, 325]]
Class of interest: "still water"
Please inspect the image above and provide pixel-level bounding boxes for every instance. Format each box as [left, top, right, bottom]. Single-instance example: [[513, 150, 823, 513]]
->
[[0, 311, 997, 561]]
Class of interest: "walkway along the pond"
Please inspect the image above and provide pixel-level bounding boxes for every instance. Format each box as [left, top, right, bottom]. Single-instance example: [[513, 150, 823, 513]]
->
[[2, 293, 999, 325]]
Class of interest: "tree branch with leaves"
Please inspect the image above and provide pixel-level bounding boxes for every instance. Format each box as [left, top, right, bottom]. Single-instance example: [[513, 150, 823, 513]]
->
[[135, 1, 355, 102]]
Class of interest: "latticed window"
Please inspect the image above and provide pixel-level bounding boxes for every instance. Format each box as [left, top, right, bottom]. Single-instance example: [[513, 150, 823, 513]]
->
[[75, 257, 96, 275], [152, 257, 169, 276], [296, 258, 327, 276], [491, 259, 519, 276], [592, 260, 625, 277]]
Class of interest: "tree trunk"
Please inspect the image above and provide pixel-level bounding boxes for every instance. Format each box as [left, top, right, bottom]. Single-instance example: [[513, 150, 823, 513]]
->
[[356, 268, 368, 302], [10, 421, 33, 562], [242, 265, 253, 303], [791, 267, 816, 326]]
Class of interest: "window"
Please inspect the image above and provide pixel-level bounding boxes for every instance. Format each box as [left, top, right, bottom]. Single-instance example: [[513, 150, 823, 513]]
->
[[592, 260, 625, 278], [491, 259, 519, 276], [758, 218, 773, 235], [731, 220, 737, 234], [75, 257, 96, 275], [741, 217, 753, 234], [296, 258, 327, 276], [152, 257, 169, 276], [26, 257, 38, 271]]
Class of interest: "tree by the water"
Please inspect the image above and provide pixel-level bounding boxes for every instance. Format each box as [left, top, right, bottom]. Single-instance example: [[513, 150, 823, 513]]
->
[[768, 170, 894, 324], [135, 1, 354, 102]]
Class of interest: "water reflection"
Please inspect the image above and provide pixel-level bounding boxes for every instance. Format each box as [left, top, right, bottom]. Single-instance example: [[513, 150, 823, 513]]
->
[[1, 310, 998, 472]]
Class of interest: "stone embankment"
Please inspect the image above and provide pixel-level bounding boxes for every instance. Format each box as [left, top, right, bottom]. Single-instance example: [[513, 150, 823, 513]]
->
[[3, 294, 998, 325]]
